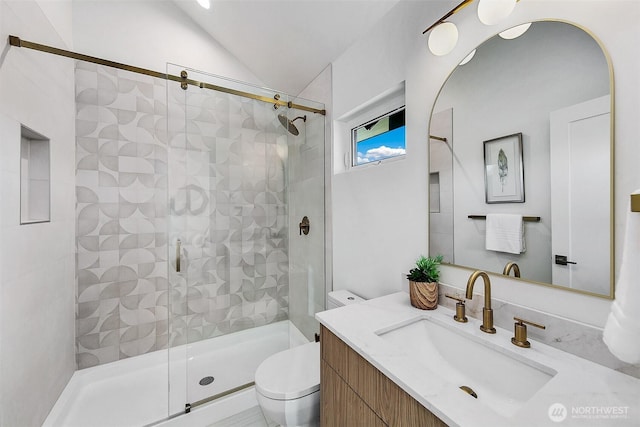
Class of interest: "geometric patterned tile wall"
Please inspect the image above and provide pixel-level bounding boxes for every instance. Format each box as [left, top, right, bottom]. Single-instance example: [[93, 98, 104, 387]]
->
[[166, 79, 290, 348], [75, 62, 170, 369], [75, 62, 289, 369]]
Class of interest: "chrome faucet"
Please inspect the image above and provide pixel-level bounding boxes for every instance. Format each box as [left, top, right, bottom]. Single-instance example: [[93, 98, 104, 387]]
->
[[503, 262, 521, 278], [465, 271, 496, 334]]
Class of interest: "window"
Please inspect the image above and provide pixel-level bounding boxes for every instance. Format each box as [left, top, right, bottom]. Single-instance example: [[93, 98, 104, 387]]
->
[[352, 106, 405, 166]]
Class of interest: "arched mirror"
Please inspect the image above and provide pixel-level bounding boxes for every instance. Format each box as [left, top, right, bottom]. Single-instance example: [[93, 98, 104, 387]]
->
[[429, 21, 613, 298]]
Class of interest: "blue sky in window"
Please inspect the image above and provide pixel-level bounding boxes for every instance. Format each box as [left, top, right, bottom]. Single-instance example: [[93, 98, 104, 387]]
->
[[356, 126, 406, 165]]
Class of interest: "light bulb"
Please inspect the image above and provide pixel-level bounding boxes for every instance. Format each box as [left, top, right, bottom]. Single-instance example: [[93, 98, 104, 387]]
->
[[197, 0, 210, 10], [499, 23, 532, 40], [477, 0, 516, 26], [428, 22, 459, 56], [459, 49, 476, 65]]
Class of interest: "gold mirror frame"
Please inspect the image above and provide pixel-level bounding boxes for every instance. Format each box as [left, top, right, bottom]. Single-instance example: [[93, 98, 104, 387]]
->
[[428, 20, 615, 299]]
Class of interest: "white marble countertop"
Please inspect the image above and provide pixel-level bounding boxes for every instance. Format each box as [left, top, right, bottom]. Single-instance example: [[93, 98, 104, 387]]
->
[[316, 292, 640, 427]]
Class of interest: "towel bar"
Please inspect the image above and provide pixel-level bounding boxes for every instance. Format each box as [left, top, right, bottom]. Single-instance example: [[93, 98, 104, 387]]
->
[[429, 135, 448, 142], [468, 215, 540, 222]]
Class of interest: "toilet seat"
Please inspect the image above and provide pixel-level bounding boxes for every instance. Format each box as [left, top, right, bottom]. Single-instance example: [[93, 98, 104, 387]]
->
[[255, 342, 320, 400]]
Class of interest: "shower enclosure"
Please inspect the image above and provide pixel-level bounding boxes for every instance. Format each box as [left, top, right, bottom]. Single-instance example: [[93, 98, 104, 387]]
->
[[62, 57, 326, 426], [164, 64, 327, 416]]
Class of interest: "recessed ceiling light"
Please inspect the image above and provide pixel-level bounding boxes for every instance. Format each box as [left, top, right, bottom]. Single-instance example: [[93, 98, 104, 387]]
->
[[197, 0, 210, 10]]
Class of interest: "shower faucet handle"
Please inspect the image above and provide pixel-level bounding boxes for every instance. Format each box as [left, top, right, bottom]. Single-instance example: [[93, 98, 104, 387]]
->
[[299, 216, 310, 235]]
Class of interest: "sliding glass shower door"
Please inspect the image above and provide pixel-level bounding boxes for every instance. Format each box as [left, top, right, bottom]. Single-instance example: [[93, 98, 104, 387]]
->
[[166, 64, 298, 414]]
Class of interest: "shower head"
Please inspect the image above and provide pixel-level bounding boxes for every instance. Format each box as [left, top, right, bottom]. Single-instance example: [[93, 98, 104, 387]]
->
[[277, 114, 307, 136]]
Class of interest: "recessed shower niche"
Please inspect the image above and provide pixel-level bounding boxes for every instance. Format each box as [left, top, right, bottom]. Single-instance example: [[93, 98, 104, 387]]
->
[[20, 125, 50, 224]]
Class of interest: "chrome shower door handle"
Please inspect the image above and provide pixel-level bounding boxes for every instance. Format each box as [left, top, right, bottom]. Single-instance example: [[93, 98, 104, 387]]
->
[[176, 239, 181, 272]]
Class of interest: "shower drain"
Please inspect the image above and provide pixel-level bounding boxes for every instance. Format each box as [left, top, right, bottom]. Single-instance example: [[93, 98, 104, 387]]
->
[[199, 376, 215, 386]]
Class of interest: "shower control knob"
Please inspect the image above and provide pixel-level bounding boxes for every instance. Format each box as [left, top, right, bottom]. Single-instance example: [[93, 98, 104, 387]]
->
[[299, 216, 310, 235]]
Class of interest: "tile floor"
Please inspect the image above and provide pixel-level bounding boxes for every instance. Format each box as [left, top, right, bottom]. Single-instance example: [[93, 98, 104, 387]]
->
[[208, 406, 278, 427]]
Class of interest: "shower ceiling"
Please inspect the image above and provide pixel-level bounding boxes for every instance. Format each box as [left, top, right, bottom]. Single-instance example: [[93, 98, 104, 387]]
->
[[172, 0, 402, 95]]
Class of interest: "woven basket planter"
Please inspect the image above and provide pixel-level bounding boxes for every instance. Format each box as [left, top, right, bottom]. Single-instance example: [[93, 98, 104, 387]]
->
[[409, 281, 438, 310]]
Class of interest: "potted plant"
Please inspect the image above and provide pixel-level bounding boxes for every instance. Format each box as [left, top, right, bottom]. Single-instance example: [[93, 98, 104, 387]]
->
[[407, 255, 443, 310]]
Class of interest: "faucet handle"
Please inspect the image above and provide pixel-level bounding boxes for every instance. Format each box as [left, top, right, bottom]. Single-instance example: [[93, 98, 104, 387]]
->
[[445, 294, 468, 323], [511, 317, 546, 348], [445, 293, 464, 303]]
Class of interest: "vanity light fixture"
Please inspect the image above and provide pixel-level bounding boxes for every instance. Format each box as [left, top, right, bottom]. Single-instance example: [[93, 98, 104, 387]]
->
[[197, 0, 210, 10], [423, 0, 473, 56], [428, 22, 459, 56], [423, 0, 522, 56], [477, 0, 517, 25], [498, 22, 531, 39]]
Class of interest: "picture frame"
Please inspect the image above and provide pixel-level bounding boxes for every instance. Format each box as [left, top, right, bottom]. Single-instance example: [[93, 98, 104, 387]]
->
[[483, 133, 524, 203]]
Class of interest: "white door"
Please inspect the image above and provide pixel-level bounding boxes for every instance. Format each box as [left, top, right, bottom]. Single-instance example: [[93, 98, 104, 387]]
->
[[550, 95, 610, 294]]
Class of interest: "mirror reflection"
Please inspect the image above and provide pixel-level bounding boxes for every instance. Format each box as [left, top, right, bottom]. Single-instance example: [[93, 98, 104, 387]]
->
[[429, 21, 613, 298]]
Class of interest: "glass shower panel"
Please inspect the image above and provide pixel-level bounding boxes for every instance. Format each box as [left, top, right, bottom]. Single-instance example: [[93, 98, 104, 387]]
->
[[166, 64, 294, 411], [166, 63, 189, 416], [286, 96, 326, 341]]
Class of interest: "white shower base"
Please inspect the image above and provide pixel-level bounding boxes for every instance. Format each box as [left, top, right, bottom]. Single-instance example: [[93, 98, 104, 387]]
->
[[44, 321, 307, 427]]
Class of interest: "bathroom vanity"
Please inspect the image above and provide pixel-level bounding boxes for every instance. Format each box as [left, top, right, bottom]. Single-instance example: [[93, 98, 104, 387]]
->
[[316, 292, 640, 427], [320, 325, 445, 426]]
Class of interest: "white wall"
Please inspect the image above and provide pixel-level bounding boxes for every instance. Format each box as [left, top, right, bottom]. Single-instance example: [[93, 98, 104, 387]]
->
[[72, 0, 262, 87], [332, 1, 431, 299], [0, 1, 76, 425], [429, 108, 454, 262], [331, 0, 640, 327]]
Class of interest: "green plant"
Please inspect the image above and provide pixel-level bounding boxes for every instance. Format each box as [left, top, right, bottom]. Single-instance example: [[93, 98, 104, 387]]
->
[[406, 255, 443, 283]]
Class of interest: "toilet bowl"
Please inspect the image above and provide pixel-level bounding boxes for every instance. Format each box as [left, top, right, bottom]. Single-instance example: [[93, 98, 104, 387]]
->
[[255, 341, 320, 427], [255, 290, 364, 427]]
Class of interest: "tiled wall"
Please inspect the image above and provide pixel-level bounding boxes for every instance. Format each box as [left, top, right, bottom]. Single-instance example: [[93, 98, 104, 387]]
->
[[75, 64, 289, 368], [0, 2, 77, 425], [75, 63, 169, 368], [165, 78, 290, 347]]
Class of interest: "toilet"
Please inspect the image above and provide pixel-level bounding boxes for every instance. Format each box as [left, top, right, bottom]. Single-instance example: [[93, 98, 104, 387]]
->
[[255, 290, 364, 427]]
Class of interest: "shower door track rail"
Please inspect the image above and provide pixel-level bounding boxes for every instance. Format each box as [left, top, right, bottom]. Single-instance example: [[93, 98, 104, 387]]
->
[[189, 381, 256, 412], [8, 35, 326, 115], [140, 381, 256, 426]]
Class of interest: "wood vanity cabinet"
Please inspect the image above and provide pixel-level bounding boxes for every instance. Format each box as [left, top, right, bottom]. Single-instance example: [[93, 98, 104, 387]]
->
[[320, 325, 447, 427]]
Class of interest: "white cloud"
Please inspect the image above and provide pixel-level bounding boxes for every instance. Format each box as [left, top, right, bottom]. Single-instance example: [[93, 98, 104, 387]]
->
[[368, 146, 405, 158], [355, 146, 406, 165], [357, 152, 371, 164], [362, 145, 405, 162]]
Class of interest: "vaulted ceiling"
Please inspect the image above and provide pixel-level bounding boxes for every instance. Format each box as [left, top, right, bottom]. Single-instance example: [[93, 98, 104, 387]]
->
[[172, 0, 402, 95]]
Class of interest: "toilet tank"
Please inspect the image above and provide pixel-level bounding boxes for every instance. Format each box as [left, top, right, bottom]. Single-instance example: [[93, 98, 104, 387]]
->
[[327, 290, 364, 309]]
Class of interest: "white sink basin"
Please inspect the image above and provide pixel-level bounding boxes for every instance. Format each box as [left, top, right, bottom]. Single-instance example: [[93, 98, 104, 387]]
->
[[376, 317, 557, 418]]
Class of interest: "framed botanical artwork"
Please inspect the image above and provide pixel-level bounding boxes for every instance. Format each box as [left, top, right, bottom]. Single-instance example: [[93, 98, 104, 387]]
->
[[483, 133, 524, 203]]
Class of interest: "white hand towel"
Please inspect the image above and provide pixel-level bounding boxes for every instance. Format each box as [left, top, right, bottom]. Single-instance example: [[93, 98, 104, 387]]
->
[[603, 190, 640, 364], [485, 214, 525, 254]]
